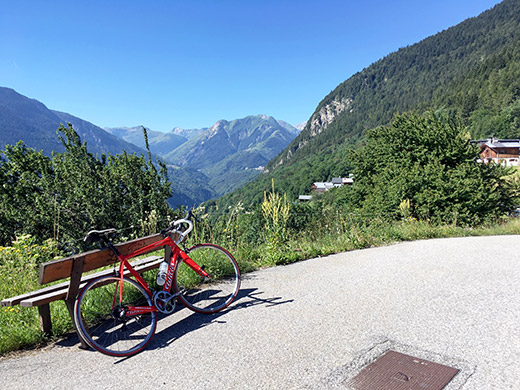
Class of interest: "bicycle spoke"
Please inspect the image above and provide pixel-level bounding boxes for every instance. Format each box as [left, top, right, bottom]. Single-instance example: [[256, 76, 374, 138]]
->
[[175, 244, 240, 314], [74, 276, 157, 357]]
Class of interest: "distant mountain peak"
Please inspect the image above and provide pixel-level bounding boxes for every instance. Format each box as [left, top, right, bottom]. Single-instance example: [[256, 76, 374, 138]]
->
[[170, 127, 207, 140], [160, 114, 300, 197], [294, 121, 307, 131]]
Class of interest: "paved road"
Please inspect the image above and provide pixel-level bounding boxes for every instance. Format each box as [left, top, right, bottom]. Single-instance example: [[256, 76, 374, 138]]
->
[[1, 235, 519, 389]]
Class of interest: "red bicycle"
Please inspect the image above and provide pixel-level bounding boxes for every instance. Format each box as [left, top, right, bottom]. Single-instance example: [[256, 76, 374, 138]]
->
[[73, 212, 241, 357]]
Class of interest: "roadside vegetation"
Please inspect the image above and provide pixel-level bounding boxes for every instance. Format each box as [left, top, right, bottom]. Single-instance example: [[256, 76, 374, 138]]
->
[[2, 214, 520, 355], [0, 124, 172, 247], [1, 111, 519, 355]]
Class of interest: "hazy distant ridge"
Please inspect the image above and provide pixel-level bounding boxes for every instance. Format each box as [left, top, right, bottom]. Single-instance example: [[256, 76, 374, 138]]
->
[[109, 115, 301, 197]]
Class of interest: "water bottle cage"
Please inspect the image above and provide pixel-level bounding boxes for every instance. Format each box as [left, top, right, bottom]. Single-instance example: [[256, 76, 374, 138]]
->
[[156, 260, 169, 286]]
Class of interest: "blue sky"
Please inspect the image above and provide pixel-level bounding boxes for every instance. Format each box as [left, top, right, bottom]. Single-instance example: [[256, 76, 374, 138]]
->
[[1, 0, 502, 132]]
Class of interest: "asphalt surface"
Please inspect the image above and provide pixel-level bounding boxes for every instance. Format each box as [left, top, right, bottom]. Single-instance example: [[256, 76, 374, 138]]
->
[[1, 235, 519, 389]]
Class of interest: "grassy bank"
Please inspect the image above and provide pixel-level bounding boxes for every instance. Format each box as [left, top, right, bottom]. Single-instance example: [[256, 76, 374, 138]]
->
[[1, 218, 520, 355]]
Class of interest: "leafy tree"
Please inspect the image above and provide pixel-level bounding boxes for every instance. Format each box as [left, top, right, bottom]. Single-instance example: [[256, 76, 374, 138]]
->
[[0, 142, 54, 242], [0, 124, 173, 245], [349, 111, 515, 225]]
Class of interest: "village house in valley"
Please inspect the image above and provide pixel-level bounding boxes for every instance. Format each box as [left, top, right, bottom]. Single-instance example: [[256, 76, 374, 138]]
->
[[477, 137, 520, 166], [312, 177, 354, 193], [299, 176, 354, 201]]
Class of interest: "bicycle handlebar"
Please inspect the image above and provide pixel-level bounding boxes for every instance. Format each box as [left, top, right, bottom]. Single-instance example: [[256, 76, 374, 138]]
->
[[84, 211, 197, 244], [172, 218, 193, 236], [160, 210, 196, 238]]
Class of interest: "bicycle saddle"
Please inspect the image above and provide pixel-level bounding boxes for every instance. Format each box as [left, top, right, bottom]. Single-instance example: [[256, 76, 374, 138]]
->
[[84, 228, 117, 244]]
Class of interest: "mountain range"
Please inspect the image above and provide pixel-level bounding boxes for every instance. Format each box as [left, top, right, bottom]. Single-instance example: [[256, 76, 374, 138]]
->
[[104, 126, 196, 155], [107, 115, 300, 198], [0, 86, 301, 206], [214, 0, 520, 208]]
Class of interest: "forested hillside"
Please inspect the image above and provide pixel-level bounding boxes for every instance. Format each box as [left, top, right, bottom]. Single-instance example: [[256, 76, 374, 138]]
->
[[214, 0, 520, 208], [0, 87, 146, 156]]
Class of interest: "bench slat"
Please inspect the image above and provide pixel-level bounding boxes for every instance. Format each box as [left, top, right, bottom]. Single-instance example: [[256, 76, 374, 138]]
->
[[19, 256, 164, 307], [2, 280, 70, 306], [2, 256, 162, 307], [39, 234, 164, 285], [20, 289, 69, 308]]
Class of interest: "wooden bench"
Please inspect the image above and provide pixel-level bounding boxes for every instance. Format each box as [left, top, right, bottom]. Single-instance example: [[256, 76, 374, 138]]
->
[[0, 233, 170, 347]]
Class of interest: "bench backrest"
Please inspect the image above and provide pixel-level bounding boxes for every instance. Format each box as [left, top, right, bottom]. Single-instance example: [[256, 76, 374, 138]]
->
[[39, 233, 164, 285]]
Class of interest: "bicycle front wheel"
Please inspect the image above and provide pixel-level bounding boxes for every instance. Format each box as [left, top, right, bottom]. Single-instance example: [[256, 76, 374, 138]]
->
[[74, 275, 157, 357], [174, 243, 241, 314]]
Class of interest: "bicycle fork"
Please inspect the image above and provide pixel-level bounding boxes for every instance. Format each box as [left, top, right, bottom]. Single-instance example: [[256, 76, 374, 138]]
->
[[163, 247, 210, 291]]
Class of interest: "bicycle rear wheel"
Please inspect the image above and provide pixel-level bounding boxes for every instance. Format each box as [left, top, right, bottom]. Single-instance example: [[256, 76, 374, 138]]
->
[[74, 275, 157, 357], [174, 243, 240, 314]]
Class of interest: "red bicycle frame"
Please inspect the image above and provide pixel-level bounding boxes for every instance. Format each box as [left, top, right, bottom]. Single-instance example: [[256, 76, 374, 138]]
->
[[111, 235, 210, 316]]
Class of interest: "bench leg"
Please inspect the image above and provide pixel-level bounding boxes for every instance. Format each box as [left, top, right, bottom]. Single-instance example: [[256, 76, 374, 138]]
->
[[65, 299, 90, 350], [38, 304, 52, 336]]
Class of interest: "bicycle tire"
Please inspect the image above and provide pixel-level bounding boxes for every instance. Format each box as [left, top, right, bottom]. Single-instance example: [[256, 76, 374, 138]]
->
[[74, 275, 157, 357], [174, 243, 240, 314]]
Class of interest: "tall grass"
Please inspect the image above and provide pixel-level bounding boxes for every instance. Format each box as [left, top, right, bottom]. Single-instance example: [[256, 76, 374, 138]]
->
[[1, 214, 520, 355], [0, 236, 71, 353]]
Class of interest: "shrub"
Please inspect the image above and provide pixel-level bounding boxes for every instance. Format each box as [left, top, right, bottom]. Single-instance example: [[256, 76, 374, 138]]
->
[[350, 111, 517, 225]]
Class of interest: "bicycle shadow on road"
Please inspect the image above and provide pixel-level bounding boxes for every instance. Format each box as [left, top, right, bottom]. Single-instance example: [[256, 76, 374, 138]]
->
[[55, 288, 293, 358], [145, 287, 293, 353]]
